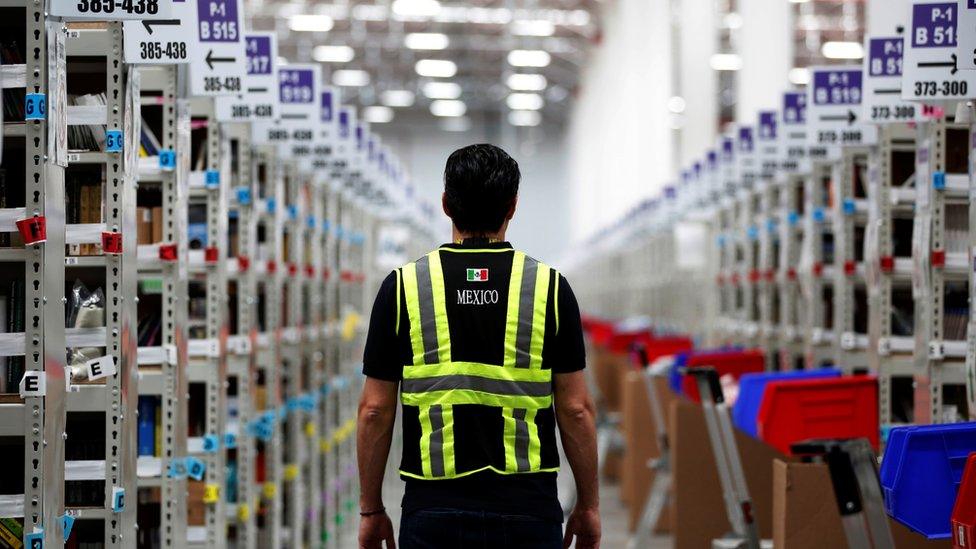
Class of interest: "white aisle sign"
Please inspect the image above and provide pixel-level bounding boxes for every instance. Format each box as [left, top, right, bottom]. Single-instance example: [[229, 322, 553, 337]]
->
[[756, 111, 778, 179], [903, 0, 976, 100], [278, 65, 320, 168], [864, 35, 923, 122], [736, 126, 757, 189], [215, 32, 279, 122], [778, 91, 808, 175], [51, 0, 172, 20], [958, 0, 976, 70], [807, 66, 878, 147], [313, 86, 339, 171], [123, 0, 192, 65], [189, 0, 247, 96]]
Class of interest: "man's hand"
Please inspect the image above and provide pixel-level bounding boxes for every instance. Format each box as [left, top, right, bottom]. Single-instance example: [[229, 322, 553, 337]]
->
[[563, 506, 600, 549], [359, 511, 396, 549]]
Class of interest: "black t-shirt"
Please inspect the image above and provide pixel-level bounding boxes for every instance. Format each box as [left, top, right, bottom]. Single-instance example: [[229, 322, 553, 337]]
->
[[362, 240, 586, 523]]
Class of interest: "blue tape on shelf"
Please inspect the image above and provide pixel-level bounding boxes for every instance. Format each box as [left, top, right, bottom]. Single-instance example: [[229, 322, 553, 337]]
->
[[307, 215, 316, 229], [320, 382, 331, 396], [286, 397, 301, 412], [322, 219, 331, 232], [933, 171, 946, 190], [167, 458, 188, 479], [266, 198, 277, 214], [787, 211, 799, 226], [261, 410, 276, 423], [813, 208, 825, 223], [205, 170, 220, 188], [202, 434, 220, 453], [112, 487, 126, 513], [747, 225, 759, 240], [299, 394, 316, 412], [25, 93, 46, 120], [224, 432, 237, 449], [716, 234, 726, 247], [24, 529, 43, 549], [159, 149, 176, 171], [61, 514, 75, 539], [105, 130, 124, 153], [288, 205, 298, 221], [185, 457, 206, 481], [278, 407, 288, 420], [843, 199, 856, 215], [236, 186, 252, 206], [766, 220, 776, 234]]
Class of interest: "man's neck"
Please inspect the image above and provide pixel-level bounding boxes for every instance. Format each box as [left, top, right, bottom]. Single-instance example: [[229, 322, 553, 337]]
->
[[452, 229, 506, 244]]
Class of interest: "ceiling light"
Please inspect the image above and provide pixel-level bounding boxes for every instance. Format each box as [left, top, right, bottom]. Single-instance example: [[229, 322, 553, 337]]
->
[[512, 19, 555, 37], [405, 32, 449, 50], [313, 45, 354, 63], [507, 50, 551, 68], [723, 13, 743, 29], [667, 96, 686, 113], [546, 86, 569, 102], [430, 99, 466, 117], [364, 106, 394, 124], [332, 69, 370, 87], [288, 14, 334, 32], [423, 81, 462, 99], [508, 110, 541, 126], [506, 93, 544, 110], [440, 117, 471, 132], [821, 41, 864, 60], [709, 53, 742, 71], [788, 67, 811, 85], [277, 56, 289, 66], [507, 73, 547, 91], [392, 0, 441, 17], [415, 59, 457, 78], [381, 90, 415, 107], [788, 0, 810, 3]]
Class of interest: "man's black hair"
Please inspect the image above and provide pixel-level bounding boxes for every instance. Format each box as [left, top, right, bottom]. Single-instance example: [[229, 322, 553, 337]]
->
[[443, 144, 520, 235]]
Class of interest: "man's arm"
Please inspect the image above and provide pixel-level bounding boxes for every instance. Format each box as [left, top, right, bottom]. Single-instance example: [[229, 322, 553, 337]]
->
[[357, 376, 398, 549], [357, 376, 398, 511], [554, 370, 600, 548]]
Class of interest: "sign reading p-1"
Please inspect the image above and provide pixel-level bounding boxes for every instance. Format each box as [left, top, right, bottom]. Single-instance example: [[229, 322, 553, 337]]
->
[[903, 0, 976, 100], [808, 66, 877, 147], [215, 32, 279, 121], [189, 0, 247, 96]]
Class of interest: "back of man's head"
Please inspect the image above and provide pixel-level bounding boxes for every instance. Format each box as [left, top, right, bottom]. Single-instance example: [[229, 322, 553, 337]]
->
[[443, 144, 520, 236]]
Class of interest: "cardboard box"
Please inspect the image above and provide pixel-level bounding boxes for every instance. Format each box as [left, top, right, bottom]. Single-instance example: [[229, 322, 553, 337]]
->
[[137, 207, 153, 245], [151, 206, 163, 244], [620, 371, 673, 532], [602, 445, 623, 483], [188, 480, 206, 526], [671, 398, 783, 549], [773, 459, 950, 548]]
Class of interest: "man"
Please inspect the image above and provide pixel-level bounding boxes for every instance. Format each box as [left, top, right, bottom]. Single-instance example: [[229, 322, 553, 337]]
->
[[357, 144, 600, 549]]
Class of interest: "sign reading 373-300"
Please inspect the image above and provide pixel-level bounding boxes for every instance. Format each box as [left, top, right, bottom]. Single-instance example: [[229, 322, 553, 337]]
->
[[189, 0, 247, 96], [52, 0, 172, 18]]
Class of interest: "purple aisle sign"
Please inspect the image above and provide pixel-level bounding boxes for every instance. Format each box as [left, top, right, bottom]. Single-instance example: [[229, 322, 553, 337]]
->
[[339, 110, 350, 139], [738, 127, 754, 153], [681, 170, 691, 185], [759, 111, 777, 140], [321, 91, 334, 122], [693, 161, 702, 178], [280, 69, 313, 104], [722, 137, 734, 161], [245, 35, 272, 75], [869, 38, 903, 76], [707, 150, 717, 169], [813, 70, 863, 105], [783, 92, 807, 124], [198, 0, 239, 42], [911, 2, 957, 48]]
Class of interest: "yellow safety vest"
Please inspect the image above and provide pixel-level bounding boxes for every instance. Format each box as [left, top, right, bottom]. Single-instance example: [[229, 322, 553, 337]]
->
[[398, 249, 560, 479]]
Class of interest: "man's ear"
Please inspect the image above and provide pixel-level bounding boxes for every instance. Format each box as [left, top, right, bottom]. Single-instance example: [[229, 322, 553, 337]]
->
[[506, 195, 518, 220], [442, 193, 451, 218]]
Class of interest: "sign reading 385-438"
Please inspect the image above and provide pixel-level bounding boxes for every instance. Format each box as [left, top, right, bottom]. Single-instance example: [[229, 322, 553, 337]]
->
[[52, 0, 172, 19], [189, 0, 247, 96]]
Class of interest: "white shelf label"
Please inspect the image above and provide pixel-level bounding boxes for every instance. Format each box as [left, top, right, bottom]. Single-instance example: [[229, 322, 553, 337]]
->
[[808, 66, 878, 147], [903, 0, 976, 100]]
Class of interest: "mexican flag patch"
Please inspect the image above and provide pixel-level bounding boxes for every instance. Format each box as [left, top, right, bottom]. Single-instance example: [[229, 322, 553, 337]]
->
[[466, 268, 489, 282]]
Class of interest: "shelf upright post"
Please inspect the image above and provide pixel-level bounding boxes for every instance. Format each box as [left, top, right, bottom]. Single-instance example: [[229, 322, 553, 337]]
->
[[968, 113, 976, 421], [323, 178, 341, 549], [800, 152, 837, 369], [19, 10, 68, 547], [305, 175, 326, 548], [228, 121, 258, 549]]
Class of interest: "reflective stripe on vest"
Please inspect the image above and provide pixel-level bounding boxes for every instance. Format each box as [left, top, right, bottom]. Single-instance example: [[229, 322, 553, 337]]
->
[[400, 249, 556, 478]]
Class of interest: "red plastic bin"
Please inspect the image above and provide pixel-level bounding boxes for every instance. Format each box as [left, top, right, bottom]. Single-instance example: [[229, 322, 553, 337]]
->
[[679, 349, 765, 402], [637, 336, 694, 367], [757, 376, 879, 455], [952, 452, 976, 548]]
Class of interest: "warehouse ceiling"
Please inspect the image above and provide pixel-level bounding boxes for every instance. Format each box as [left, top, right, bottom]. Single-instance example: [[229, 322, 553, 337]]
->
[[245, 0, 601, 129]]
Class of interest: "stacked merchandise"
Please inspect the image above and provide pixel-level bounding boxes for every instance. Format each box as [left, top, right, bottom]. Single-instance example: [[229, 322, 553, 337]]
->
[[65, 280, 104, 383], [135, 206, 163, 245], [137, 395, 161, 456], [0, 277, 24, 393], [1, 41, 25, 122], [65, 170, 103, 255], [66, 93, 107, 152], [139, 117, 162, 157]]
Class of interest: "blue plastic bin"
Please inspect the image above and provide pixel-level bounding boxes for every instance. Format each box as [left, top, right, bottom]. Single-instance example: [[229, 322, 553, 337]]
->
[[880, 422, 976, 539], [731, 368, 841, 438]]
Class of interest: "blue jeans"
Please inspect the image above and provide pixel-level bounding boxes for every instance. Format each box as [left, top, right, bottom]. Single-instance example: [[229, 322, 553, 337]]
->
[[399, 508, 563, 549]]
